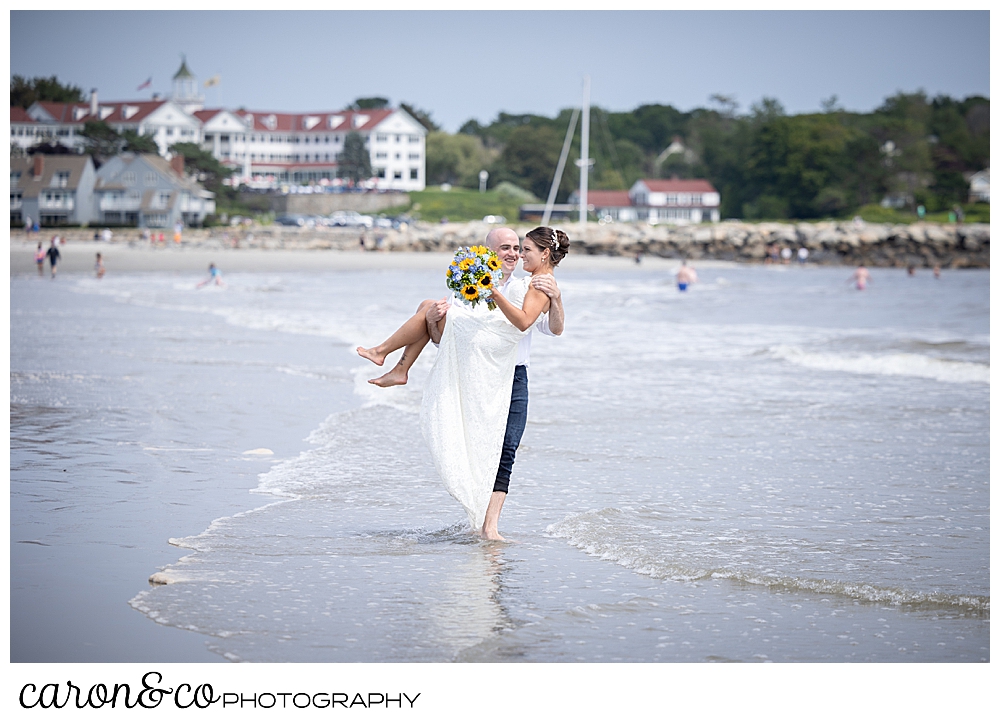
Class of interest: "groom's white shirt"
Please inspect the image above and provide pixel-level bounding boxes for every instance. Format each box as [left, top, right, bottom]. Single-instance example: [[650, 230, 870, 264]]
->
[[499, 274, 554, 368], [438, 273, 553, 367]]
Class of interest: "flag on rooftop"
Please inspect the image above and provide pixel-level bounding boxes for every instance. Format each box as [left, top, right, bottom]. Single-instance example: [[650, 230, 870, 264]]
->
[[204, 75, 221, 88], [137, 77, 152, 91]]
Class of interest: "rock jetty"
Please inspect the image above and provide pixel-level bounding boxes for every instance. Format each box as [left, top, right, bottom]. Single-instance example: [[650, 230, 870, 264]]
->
[[11, 220, 989, 268]]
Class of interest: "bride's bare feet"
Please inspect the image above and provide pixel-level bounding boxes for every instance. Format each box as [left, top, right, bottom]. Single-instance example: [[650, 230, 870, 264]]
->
[[356, 346, 386, 366], [368, 366, 408, 387]]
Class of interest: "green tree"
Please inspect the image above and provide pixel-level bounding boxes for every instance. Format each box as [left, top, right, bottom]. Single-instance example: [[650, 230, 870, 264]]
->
[[352, 97, 389, 110], [168, 142, 235, 191], [490, 125, 570, 201], [11, 75, 84, 108], [79, 120, 160, 160], [79, 120, 124, 158], [425, 131, 496, 187], [400, 102, 439, 132], [121, 130, 159, 154], [339, 131, 372, 185]]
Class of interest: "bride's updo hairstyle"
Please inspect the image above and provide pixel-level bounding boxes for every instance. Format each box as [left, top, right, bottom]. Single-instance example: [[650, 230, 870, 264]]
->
[[525, 226, 570, 266]]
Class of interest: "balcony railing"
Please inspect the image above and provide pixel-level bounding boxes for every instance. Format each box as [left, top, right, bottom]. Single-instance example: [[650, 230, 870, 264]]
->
[[40, 198, 75, 210], [99, 198, 141, 211]]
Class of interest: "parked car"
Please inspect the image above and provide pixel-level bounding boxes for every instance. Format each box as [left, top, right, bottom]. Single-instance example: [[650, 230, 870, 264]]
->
[[274, 215, 308, 227], [328, 210, 374, 228]]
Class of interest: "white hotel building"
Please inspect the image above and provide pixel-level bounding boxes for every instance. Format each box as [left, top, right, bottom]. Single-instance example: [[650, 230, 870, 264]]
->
[[195, 107, 426, 190], [10, 60, 426, 192]]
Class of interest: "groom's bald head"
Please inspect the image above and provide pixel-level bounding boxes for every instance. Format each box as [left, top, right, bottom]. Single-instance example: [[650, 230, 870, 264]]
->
[[486, 228, 521, 275]]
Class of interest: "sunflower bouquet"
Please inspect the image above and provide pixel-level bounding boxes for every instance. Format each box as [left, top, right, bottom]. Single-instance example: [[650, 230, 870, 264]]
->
[[446, 245, 504, 310]]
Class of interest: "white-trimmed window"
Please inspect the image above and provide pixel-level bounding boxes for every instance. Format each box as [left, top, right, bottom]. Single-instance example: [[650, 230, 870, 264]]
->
[[408, 135, 420, 143], [145, 172, 158, 185], [376, 133, 388, 142], [122, 172, 137, 185], [393, 170, 402, 180], [409, 168, 419, 180], [52, 171, 71, 187]]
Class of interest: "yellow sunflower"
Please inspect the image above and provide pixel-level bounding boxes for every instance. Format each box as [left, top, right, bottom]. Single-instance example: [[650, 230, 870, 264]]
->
[[486, 256, 501, 271], [459, 258, 473, 271], [477, 273, 493, 289], [446, 268, 453, 277], [461, 284, 479, 301]]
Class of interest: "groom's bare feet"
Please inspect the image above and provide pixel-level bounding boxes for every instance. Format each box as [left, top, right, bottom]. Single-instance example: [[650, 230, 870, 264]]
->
[[480, 525, 505, 541], [356, 346, 385, 366], [368, 366, 408, 387]]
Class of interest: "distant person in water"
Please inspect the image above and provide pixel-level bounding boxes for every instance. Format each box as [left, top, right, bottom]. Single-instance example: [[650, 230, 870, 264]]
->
[[851, 263, 871, 290], [95, 253, 106, 279], [907, 265, 916, 276], [196, 263, 225, 288], [933, 264, 941, 279], [676, 260, 698, 291]]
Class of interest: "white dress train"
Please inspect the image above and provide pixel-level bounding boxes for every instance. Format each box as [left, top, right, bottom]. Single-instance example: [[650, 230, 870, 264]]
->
[[420, 298, 527, 530]]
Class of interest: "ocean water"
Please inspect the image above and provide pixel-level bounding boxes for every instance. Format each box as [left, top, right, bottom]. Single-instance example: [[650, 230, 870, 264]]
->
[[11, 261, 989, 662]]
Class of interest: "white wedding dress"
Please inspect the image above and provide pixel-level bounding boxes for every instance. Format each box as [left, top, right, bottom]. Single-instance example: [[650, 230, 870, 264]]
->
[[420, 296, 527, 530]]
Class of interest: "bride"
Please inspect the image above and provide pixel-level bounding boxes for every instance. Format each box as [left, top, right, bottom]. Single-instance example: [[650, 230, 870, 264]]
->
[[360, 227, 569, 533]]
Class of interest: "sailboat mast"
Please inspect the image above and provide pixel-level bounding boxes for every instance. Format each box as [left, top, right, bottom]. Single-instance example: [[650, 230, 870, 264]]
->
[[579, 75, 591, 234]]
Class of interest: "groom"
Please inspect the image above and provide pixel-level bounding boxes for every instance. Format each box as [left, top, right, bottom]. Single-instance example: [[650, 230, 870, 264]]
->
[[426, 227, 565, 540]]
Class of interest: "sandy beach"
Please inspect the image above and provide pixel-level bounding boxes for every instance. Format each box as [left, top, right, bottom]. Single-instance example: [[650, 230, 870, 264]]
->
[[10, 238, 731, 276]]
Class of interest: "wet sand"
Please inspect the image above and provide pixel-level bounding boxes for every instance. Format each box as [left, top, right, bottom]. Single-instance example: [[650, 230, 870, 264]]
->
[[11, 240, 732, 276]]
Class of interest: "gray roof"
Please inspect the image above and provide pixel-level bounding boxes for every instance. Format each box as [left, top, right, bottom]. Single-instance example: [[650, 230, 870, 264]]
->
[[10, 154, 93, 198]]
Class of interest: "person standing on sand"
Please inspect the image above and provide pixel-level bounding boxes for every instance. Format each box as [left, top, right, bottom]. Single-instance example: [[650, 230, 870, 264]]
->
[[95, 253, 106, 279], [851, 263, 871, 290], [45, 238, 61, 279]]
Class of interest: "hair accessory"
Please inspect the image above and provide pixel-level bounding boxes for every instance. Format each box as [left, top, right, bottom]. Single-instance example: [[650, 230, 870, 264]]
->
[[551, 230, 559, 248]]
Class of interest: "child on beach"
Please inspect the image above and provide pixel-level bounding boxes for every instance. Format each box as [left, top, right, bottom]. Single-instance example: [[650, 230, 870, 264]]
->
[[35, 242, 45, 276], [95, 253, 106, 279], [356, 227, 568, 387]]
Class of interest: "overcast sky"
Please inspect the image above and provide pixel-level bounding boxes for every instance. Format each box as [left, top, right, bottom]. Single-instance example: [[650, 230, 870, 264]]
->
[[10, 9, 990, 132]]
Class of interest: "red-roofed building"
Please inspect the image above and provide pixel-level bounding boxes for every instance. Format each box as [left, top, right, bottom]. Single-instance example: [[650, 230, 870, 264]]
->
[[11, 57, 427, 192], [195, 107, 427, 191], [12, 92, 202, 156], [568, 179, 721, 223], [629, 179, 720, 223]]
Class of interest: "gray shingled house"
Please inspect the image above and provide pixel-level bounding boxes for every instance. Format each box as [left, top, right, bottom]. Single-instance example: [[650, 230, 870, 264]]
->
[[10, 154, 97, 227], [93, 153, 215, 227]]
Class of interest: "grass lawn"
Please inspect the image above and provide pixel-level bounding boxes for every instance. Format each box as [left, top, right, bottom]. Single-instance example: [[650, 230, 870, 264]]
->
[[401, 188, 526, 223], [854, 203, 989, 224]]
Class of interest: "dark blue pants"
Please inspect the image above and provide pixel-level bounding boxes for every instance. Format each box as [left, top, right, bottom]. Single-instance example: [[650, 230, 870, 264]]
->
[[493, 365, 528, 494]]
